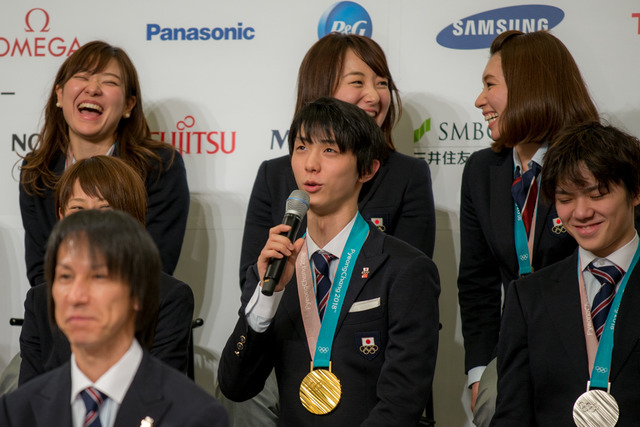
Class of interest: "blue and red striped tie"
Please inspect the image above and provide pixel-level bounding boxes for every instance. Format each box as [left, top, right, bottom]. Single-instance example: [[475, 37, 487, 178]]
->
[[587, 262, 624, 340], [80, 387, 107, 427], [512, 162, 541, 235], [312, 250, 336, 321]]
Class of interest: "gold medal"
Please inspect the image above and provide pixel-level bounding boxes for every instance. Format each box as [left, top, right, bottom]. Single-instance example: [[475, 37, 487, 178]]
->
[[299, 362, 341, 414]]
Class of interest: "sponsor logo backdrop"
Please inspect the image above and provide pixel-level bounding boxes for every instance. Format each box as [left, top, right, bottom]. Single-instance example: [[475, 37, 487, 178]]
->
[[2, 1, 639, 425]]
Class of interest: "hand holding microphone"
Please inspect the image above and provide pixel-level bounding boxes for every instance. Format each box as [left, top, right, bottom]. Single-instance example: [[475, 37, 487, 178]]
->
[[261, 190, 310, 296]]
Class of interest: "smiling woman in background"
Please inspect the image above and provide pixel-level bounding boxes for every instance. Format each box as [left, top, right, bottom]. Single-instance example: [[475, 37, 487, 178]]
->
[[240, 33, 436, 290], [19, 40, 189, 287], [456, 30, 599, 426], [233, 32, 437, 427]]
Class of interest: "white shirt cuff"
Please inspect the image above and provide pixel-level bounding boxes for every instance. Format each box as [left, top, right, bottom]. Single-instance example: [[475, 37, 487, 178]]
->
[[245, 282, 284, 333], [467, 366, 486, 388]]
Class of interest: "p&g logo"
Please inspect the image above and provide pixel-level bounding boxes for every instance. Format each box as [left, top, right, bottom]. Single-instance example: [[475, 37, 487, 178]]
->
[[318, 1, 372, 38], [436, 5, 564, 50]]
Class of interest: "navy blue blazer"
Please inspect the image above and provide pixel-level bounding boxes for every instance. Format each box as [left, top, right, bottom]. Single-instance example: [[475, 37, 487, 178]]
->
[[457, 147, 577, 373], [239, 150, 436, 289], [19, 273, 194, 384], [1, 351, 228, 427], [493, 252, 640, 426], [220, 223, 440, 426], [19, 146, 189, 287]]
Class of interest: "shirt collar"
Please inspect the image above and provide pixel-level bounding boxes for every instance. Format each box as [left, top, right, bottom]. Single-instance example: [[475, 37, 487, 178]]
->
[[579, 233, 639, 273], [306, 213, 358, 260], [70, 339, 143, 405], [65, 143, 116, 169], [512, 143, 548, 175]]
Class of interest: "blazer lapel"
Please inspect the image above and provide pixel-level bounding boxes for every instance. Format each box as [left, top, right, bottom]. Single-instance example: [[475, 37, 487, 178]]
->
[[281, 275, 309, 345], [532, 195, 553, 258], [489, 150, 518, 275], [32, 365, 73, 427], [283, 227, 390, 343], [543, 254, 589, 379], [610, 267, 640, 380], [114, 353, 171, 425], [335, 226, 388, 332]]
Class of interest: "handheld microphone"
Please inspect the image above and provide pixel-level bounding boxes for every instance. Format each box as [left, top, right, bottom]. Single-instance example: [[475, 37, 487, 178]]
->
[[262, 190, 310, 296]]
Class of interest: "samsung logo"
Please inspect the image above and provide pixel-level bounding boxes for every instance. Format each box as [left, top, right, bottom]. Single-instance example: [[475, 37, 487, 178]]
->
[[437, 5, 564, 50]]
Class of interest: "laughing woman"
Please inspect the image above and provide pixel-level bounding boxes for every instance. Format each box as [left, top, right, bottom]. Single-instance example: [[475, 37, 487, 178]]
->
[[456, 30, 599, 426], [19, 41, 189, 287]]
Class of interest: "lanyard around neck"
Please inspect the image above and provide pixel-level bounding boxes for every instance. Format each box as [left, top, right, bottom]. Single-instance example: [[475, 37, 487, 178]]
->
[[578, 246, 640, 389], [513, 182, 539, 276], [296, 213, 369, 369]]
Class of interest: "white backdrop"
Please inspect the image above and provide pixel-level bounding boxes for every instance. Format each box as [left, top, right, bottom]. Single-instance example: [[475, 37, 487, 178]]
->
[[2, 2, 640, 425]]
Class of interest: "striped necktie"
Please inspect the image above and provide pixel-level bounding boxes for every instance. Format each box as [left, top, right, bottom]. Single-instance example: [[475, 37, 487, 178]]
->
[[312, 250, 336, 321], [587, 262, 624, 340], [80, 387, 108, 427], [512, 162, 541, 235]]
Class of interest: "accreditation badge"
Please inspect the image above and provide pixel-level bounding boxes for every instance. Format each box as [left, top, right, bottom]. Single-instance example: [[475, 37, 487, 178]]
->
[[299, 362, 341, 414], [573, 389, 619, 427]]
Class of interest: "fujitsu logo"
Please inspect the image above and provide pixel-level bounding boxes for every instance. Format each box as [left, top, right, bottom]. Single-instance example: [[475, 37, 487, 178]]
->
[[0, 8, 81, 57], [151, 116, 236, 155]]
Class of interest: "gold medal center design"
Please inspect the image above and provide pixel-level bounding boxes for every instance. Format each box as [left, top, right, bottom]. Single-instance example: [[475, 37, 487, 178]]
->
[[300, 368, 341, 415]]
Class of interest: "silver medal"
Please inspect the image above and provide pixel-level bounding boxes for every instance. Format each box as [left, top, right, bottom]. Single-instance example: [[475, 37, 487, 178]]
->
[[573, 389, 619, 427]]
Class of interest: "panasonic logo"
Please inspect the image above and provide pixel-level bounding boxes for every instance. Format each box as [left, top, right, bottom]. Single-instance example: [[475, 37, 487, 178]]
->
[[146, 23, 255, 41]]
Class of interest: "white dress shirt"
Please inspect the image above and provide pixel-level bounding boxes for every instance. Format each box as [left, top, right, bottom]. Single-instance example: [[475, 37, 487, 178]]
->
[[246, 214, 358, 332], [70, 339, 143, 427], [579, 233, 638, 305]]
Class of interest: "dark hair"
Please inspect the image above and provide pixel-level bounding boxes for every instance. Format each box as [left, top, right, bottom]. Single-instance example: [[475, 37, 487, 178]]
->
[[489, 30, 599, 152], [44, 209, 160, 349], [288, 97, 386, 177], [295, 33, 400, 150], [541, 122, 640, 203], [21, 40, 175, 196], [55, 156, 147, 224]]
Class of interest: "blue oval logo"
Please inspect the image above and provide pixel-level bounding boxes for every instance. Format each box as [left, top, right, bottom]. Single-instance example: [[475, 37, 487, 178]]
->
[[437, 5, 564, 50], [318, 1, 372, 39]]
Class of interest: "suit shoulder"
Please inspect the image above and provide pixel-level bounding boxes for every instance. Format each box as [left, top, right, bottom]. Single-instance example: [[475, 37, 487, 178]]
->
[[386, 150, 421, 165], [160, 273, 193, 298], [148, 357, 226, 415], [3, 363, 67, 402], [28, 283, 45, 300], [514, 254, 576, 291], [148, 144, 182, 168], [256, 155, 294, 190], [384, 151, 428, 173], [377, 228, 436, 268], [465, 146, 510, 170], [24, 283, 47, 315], [261, 155, 291, 172], [149, 355, 209, 397]]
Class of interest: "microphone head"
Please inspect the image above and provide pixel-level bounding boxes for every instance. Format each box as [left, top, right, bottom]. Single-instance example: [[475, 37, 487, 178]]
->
[[285, 190, 310, 218]]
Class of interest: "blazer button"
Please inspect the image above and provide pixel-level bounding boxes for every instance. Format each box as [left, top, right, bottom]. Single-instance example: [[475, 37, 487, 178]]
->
[[240, 335, 247, 343], [236, 342, 244, 351]]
